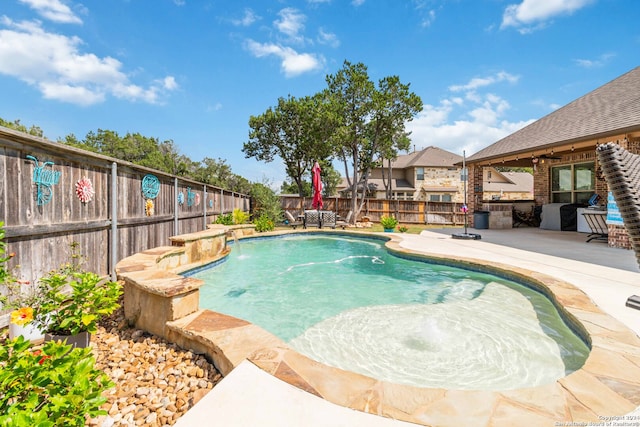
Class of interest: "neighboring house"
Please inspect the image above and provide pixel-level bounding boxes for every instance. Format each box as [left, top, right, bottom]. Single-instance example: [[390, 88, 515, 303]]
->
[[464, 66, 640, 248], [483, 168, 533, 201], [337, 146, 464, 201]]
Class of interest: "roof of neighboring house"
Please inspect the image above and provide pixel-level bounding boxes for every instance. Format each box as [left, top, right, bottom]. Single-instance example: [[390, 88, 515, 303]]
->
[[337, 178, 415, 192], [392, 146, 462, 168], [467, 66, 640, 162], [484, 171, 533, 193]]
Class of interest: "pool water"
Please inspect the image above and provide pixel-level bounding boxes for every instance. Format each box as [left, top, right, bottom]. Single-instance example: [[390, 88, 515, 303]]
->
[[193, 234, 589, 390]]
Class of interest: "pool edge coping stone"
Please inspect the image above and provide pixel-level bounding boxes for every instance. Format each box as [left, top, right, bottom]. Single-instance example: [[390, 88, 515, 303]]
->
[[115, 228, 640, 426]]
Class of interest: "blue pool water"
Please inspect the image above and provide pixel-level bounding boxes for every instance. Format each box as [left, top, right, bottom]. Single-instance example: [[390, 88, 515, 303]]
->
[[192, 234, 589, 390]]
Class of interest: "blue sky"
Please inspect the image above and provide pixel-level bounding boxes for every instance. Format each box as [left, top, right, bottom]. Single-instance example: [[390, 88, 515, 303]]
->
[[0, 0, 638, 188]]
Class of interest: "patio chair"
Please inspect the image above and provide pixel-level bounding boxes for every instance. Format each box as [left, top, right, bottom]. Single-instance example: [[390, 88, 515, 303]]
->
[[336, 210, 353, 229], [303, 210, 321, 229], [284, 211, 303, 229], [582, 210, 608, 243], [320, 211, 336, 229], [595, 142, 640, 269]]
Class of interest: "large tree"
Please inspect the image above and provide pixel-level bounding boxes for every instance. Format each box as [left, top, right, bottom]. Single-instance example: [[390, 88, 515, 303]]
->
[[325, 61, 422, 220], [243, 94, 334, 197]]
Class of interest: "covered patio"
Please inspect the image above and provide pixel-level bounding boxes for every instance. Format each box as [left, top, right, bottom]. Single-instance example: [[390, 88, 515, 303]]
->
[[464, 66, 640, 250], [430, 225, 638, 272]]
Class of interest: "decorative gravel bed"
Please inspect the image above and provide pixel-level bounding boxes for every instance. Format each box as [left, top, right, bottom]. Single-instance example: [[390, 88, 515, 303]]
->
[[87, 305, 223, 427]]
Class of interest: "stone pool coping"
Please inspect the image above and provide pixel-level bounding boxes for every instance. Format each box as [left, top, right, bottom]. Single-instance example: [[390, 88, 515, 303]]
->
[[116, 228, 640, 426]]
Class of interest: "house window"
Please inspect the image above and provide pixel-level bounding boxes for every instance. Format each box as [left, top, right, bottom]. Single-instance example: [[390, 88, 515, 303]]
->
[[416, 167, 424, 181], [429, 194, 440, 202], [442, 194, 452, 202], [551, 162, 594, 203]]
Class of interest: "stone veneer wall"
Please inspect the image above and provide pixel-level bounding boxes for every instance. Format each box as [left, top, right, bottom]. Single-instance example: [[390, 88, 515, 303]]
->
[[116, 224, 257, 339], [481, 203, 513, 229]]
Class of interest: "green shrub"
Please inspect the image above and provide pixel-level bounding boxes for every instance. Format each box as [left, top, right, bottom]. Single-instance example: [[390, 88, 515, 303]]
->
[[254, 214, 275, 232], [0, 336, 113, 427], [232, 208, 250, 224], [36, 272, 121, 335], [380, 215, 398, 229], [214, 213, 233, 225]]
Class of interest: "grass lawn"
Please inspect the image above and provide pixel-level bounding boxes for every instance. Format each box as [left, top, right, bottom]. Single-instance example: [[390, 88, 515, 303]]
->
[[275, 223, 462, 234]]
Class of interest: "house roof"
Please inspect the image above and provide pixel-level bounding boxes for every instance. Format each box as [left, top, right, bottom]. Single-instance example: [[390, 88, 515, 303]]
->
[[484, 171, 533, 193], [338, 178, 416, 192], [392, 146, 462, 168], [467, 66, 640, 162]]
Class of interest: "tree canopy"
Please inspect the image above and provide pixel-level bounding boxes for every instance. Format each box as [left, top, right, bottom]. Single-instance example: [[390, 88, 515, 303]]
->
[[243, 94, 335, 197], [244, 60, 423, 220]]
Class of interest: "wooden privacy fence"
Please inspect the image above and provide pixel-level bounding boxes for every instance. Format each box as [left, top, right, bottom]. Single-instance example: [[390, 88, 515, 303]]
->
[[0, 127, 250, 288], [280, 196, 467, 225]]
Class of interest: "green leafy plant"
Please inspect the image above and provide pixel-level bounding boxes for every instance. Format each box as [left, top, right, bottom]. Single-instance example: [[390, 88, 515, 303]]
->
[[214, 213, 234, 225], [398, 225, 409, 233], [254, 214, 275, 232], [232, 208, 250, 224], [379, 215, 398, 229], [0, 336, 113, 427], [35, 271, 122, 335]]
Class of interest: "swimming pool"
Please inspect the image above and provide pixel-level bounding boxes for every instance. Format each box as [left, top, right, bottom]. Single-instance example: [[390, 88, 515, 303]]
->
[[192, 233, 589, 390]]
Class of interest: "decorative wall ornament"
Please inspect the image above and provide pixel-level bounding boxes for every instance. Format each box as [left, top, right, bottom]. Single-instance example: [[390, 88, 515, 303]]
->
[[145, 199, 154, 216], [141, 174, 160, 199], [194, 193, 201, 206], [177, 191, 185, 205], [209, 199, 213, 208], [187, 187, 195, 207], [75, 177, 95, 203], [26, 155, 61, 206]]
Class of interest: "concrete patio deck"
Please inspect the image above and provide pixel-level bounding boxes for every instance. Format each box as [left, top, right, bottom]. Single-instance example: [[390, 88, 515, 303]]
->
[[171, 227, 640, 427]]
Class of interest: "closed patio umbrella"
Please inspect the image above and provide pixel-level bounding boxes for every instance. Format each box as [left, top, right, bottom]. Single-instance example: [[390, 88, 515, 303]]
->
[[312, 161, 323, 210]]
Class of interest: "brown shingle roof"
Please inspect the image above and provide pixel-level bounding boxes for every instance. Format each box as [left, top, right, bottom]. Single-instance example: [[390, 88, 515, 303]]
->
[[393, 146, 462, 168], [467, 67, 640, 162]]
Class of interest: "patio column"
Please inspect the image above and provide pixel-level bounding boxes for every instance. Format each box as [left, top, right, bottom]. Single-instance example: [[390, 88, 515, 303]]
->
[[468, 164, 483, 224]]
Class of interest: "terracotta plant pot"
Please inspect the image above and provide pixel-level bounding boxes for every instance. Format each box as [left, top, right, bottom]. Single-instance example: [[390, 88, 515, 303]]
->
[[44, 331, 91, 348]]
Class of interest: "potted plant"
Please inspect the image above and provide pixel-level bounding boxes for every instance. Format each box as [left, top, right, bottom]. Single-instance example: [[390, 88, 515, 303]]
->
[[380, 215, 399, 232], [33, 271, 122, 348]]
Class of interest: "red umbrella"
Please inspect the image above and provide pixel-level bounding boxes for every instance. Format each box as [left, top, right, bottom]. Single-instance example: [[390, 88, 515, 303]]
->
[[312, 161, 323, 210]]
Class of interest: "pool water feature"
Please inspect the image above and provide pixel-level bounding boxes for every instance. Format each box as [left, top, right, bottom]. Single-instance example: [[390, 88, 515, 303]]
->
[[193, 234, 589, 390]]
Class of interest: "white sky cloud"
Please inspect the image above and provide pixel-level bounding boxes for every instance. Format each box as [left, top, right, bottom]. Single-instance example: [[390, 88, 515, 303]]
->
[[501, 0, 594, 33], [274, 8, 306, 43], [574, 52, 615, 68], [232, 8, 260, 27], [0, 18, 177, 106], [317, 27, 339, 48], [18, 0, 82, 24], [244, 39, 324, 77], [406, 72, 534, 156]]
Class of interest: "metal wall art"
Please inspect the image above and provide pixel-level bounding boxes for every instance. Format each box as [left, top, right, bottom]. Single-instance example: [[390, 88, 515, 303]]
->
[[145, 199, 154, 216], [75, 177, 95, 203], [26, 155, 61, 206], [187, 187, 195, 207], [177, 191, 185, 205], [141, 174, 160, 199]]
